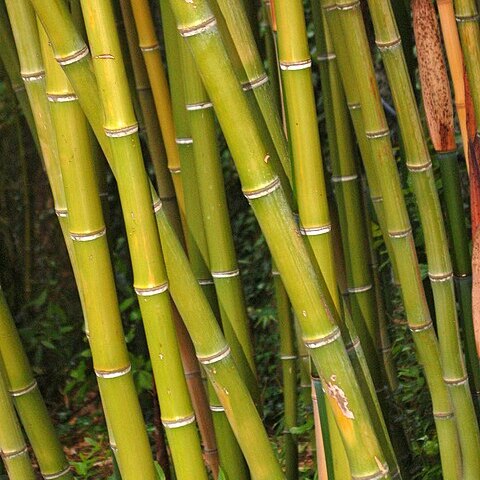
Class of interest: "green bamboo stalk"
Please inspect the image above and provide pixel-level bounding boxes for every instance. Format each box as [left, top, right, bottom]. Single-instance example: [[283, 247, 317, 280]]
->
[[41, 34, 158, 480], [272, 268, 298, 479], [210, 0, 290, 183], [76, 2, 209, 479], [167, 1, 392, 477], [370, 1, 480, 476], [27, 5, 285, 477], [179, 38, 258, 401], [0, 288, 71, 479], [0, 353, 35, 480], [325, 1, 463, 478]]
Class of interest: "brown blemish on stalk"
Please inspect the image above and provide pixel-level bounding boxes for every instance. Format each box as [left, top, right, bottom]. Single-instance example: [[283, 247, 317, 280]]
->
[[412, 0, 456, 152], [325, 375, 355, 419]]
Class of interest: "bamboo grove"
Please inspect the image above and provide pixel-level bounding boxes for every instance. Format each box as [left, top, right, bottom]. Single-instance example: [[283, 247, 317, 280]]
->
[[0, 0, 479, 478]]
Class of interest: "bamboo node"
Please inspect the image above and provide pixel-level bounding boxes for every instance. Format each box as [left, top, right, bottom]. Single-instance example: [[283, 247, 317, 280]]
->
[[348, 102, 361, 110], [178, 16, 217, 38], [323, 4, 337, 13], [317, 53, 336, 62], [365, 129, 390, 139], [169, 167, 181, 174], [428, 271, 453, 282], [134, 282, 169, 296], [186, 101, 213, 111], [388, 228, 412, 239], [175, 137, 193, 145], [209, 405, 225, 412], [336, 1, 361, 11], [271, 270, 280, 276], [351, 465, 389, 480], [304, 326, 341, 349], [140, 44, 160, 52], [43, 466, 72, 480], [280, 354, 297, 360], [198, 278, 214, 285], [104, 124, 138, 138], [347, 284, 372, 293], [21, 70, 45, 82], [433, 411, 454, 419], [371, 196, 383, 203], [332, 174, 358, 183], [454, 273, 471, 280], [47, 93, 78, 103], [299, 223, 332, 236], [279, 59, 312, 71], [346, 337, 360, 353], [95, 365, 131, 379], [455, 13, 480, 23], [243, 176, 281, 200], [198, 345, 231, 365], [409, 321, 433, 333], [9, 379, 38, 397], [444, 375, 469, 386], [242, 73, 269, 91], [70, 227, 106, 242], [1, 445, 28, 460], [162, 413, 196, 429], [12, 83, 25, 93], [57, 45, 89, 66], [153, 198, 163, 213], [376, 38, 402, 52], [407, 161, 432, 173], [55, 208, 68, 218], [211, 269, 240, 278]]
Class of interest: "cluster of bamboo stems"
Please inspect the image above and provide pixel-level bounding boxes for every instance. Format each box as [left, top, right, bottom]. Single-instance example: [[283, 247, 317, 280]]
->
[[0, 0, 479, 478]]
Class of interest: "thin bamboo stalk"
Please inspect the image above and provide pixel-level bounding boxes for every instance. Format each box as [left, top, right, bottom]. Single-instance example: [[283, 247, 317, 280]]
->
[[326, 1, 462, 477], [369, 1, 480, 476], [28, 5, 285, 477], [168, 0, 391, 477], [76, 2, 208, 479], [0, 353, 35, 480]]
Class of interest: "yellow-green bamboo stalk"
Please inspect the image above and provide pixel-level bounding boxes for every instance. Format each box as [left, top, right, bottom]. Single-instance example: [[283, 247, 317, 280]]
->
[[369, 1, 480, 477], [0, 353, 35, 480], [27, 5, 286, 477], [326, 1, 463, 477], [77, 2, 209, 479], [167, 0, 392, 477]]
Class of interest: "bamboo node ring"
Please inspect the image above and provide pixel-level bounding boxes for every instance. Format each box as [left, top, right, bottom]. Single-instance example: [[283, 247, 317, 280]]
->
[[280, 59, 312, 71], [455, 13, 480, 23], [169, 167, 181, 174], [304, 326, 341, 349], [70, 227, 106, 242], [153, 198, 163, 213], [1, 446, 28, 460], [198, 278, 214, 285], [332, 174, 358, 183], [444, 375, 469, 386], [376, 38, 402, 52], [346, 338, 360, 353], [407, 162, 432, 173], [21, 70, 45, 82], [10, 380, 38, 397], [337, 1, 361, 11], [186, 101, 213, 111], [348, 102, 361, 110], [211, 269, 240, 278], [198, 345, 231, 365], [388, 228, 412, 239], [272, 270, 280, 276], [433, 411, 454, 419], [57, 45, 90, 66], [175, 137, 194, 145], [409, 321, 433, 333], [43, 466, 72, 480], [55, 208, 68, 218], [371, 196, 383, 203], [242, 73, 269, 91], [95, 365, 132, 379], [12, 84, 25, 93], [317, 53, 336, 62], [365, 129, 390, 139], [162, 413, 196, 429], [347, 284, 373, 293], [134, 282, 169, 296], [351, 465, 389, 480], [140, 44, 160, 52], [243, 177, 281, 200], [209, 405, 225, 412], [178, 16, 217, 37], [280, 355, 297, 360], [299, 223, 332, 236], [47, 93, 78, 103], [428, 271, 453, 282], [323, 4, 337, 12], [105, 124, 139, 138]]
